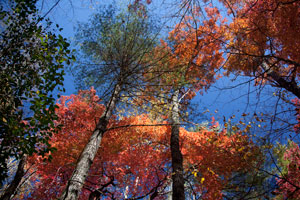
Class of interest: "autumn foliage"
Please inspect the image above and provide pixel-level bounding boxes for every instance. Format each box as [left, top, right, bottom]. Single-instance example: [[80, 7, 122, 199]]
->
[[24, 90, 260, 199], [225, 0, 300, 84], [275, 141, 300, 199], [145, 5, 226, 94], [181, 118, 261, 199], [27, 88, 105, 199], [5, 1, 300, 199]]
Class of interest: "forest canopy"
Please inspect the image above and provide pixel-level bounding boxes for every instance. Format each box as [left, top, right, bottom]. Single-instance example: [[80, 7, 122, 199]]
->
[[1, 0, 300, 200]]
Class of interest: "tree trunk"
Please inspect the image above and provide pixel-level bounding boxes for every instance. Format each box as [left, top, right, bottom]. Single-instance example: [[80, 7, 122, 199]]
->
[[0, 155, 27, 200], [170, 89, 185, 200], [261, 61, 300, 99], [60, 83, 121, 200]]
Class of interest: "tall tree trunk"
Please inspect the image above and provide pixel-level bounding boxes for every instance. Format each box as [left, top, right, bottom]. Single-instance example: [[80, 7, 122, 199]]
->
[[60, 83, 122, 200], [170, 89, 185, 200], [0, 155, 27, 200]]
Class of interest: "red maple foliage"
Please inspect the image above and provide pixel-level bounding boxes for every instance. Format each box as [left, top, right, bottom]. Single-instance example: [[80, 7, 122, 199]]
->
[[276, 141, 300, 199], [25, 89, 259, 200]]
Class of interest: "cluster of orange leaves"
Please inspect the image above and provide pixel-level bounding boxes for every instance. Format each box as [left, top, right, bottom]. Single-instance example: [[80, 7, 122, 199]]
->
[[138, 5, 227, 113], [225, 0, 300, 79], [181, 118, 260, 199], [25, 89, 260, 200], [149, 5, 225, 94]]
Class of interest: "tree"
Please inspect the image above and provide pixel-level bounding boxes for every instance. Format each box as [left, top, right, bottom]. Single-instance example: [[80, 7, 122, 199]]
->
[[140, 4, 226, 198], [0, 0, 72, 185], [60, 4, 158, 199], [0, 156, 27, 200]]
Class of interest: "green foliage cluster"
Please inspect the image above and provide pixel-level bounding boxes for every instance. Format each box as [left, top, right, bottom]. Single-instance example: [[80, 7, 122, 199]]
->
[[0, 0, 73, 183], [72, 4, 158, 100]]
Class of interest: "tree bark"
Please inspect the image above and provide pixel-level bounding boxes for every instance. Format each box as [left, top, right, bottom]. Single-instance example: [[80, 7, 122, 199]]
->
[[0, 155, 27, 200], [60, 83, 122, 200], [170, 89, 185, 200], [261, 62, 300, 99]]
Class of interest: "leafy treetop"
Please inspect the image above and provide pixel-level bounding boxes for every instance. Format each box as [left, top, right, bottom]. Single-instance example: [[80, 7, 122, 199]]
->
[[0, 0, 73, 183]]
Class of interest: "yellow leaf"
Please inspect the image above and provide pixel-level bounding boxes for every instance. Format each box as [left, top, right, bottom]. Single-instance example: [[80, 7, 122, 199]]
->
[[207, 167, 215, 175], [192, 171, 197, 177], [238, 147, 245, 152], [243, 152, 250, 160], [3, 117, 7, 123], [201, 177, 205, 184], [204, 109, 209, 113], [232, 126, 238, 131]]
